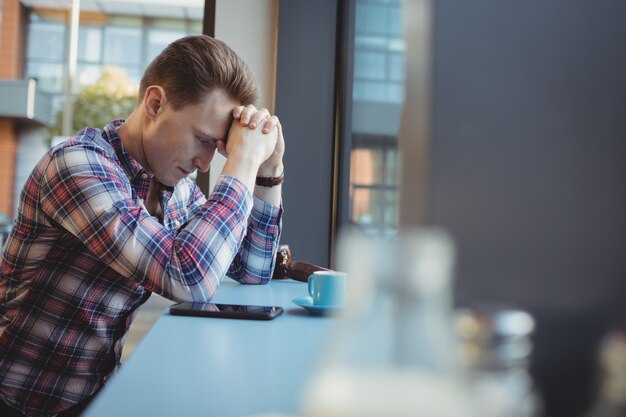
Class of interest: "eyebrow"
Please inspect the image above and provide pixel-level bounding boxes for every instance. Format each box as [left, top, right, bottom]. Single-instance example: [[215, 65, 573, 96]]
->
[[195, 113, 234, 141], [194, 129, 217, 141]]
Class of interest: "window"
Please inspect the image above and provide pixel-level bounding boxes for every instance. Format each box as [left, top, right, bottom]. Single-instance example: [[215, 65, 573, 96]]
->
[[348, 0, 405, 234], [23, 8, 203, 134], [274, 0, 406, 263], [26, 61, 64, 93], [146, 27, 186, 64], [26, 19, 65, 61], [103, 25, 142, 84], [103, 26, 142, 67], [349, 135, 398, 229], [26, 17, 66, 94], [77, 26, 102, 63]]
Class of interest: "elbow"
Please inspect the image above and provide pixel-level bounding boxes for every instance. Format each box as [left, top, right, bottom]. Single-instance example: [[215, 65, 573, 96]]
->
[[240, 277, 271, 286], [170, 280, 218, 303], [171, 290, 213, 303], [239, 270, 272, 286], [228, 261, 273, 285]]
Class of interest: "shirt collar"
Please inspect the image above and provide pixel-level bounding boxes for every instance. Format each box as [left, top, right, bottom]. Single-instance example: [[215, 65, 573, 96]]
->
[[102, 119, 150, 183]]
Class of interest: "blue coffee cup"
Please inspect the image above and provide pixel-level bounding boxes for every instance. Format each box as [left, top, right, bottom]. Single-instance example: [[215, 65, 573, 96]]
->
[[308, 271, 347, 306]]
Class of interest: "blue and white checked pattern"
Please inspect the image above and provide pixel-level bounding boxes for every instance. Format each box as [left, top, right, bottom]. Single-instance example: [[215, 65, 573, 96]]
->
[[0, 120, 282, 417]]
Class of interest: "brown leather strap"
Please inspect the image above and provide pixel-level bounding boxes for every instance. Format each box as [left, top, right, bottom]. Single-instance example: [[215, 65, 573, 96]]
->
[[256, 172, 284, 187], [272, 245, 329, 282]]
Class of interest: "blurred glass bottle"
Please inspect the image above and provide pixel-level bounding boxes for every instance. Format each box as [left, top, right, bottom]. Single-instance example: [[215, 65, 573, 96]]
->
[[302, 228, 478, 417], [584, 328, 626, 417], [456, 304, 543, 417]]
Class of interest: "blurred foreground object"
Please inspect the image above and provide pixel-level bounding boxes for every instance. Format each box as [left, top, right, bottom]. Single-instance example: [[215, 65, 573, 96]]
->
[[584, 328, 626, 417], [456, 304, 542, 417], [302, 228, 478, 417]]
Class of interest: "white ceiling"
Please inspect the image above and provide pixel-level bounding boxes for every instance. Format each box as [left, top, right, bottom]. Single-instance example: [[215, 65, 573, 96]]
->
[[20, 0, 205, 20]]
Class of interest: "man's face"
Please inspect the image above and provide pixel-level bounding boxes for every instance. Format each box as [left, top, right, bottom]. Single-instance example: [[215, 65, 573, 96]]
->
[[143, 89, 238, 186]]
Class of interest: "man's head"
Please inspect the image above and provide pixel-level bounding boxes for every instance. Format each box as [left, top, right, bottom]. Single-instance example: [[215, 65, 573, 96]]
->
[[130, 35, 258, 186], [139, 35, 258, 110]]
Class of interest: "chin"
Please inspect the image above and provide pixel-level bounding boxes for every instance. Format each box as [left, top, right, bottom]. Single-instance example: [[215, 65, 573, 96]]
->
[[154, 173, 178, 187], [162, 178, 179, 187]]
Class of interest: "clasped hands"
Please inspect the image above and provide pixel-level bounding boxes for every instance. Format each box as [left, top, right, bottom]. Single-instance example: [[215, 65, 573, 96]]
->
[[216, 104, 284, 178]]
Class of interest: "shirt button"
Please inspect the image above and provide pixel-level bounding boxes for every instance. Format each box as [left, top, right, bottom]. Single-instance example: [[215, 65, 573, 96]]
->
[[141, 173, 148, 180], [174, 220, 181, 227]]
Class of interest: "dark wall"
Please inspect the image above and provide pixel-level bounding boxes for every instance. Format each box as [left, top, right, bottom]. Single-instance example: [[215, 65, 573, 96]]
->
[[430, 1, 626, 415], [275, 0, 338, 267]]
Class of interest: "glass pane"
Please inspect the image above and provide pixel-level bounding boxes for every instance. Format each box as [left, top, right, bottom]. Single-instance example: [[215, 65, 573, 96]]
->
[[103, 26, 142, 66], [351, 187, 398, 231], [387, 82, 404, 103], [351, 187, 375, 227], [388, 53, 405, 82], [347, 0, 406, 234], [350, 148, 384, 186], [385, 149, 399, 186], [146, 29, 187, 65], [382, 189, 399, 228], [26, 61, 64, 93], [78, 26, 102, 63], [355, 51, 386, 81], [355, 3, 388, 35], [27, 21, 65, 61], [387, 2, 404, 37]]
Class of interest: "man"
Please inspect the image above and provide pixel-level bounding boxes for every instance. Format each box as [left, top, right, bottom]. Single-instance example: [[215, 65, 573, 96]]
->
[[0, 35, 284, 417]]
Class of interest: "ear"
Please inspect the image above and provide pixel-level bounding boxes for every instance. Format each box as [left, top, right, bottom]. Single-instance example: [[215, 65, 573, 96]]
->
[[143, 86, 166, 120]]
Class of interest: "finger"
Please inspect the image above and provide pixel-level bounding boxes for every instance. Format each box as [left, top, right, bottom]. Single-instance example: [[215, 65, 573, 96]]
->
[[276, 121, 284, 142], [239, 104, 258, 125], [262, 115, 280, 134], [248, 108, 271, 130], [232, 105, 245, 119]]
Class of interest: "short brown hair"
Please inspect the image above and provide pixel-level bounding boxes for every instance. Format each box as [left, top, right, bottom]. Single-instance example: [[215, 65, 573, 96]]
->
[[139, 35, 258, 110]]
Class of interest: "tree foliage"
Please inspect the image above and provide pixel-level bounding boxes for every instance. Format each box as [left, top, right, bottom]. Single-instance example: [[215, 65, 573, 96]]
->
[[52, 66, 137, 136]]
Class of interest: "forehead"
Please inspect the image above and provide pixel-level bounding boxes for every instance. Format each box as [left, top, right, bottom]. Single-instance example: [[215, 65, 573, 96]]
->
[[185, 89, 239, 138]]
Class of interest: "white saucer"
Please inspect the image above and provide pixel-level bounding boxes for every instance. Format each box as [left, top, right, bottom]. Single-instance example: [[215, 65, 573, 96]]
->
[[292, 297, 342, 316]]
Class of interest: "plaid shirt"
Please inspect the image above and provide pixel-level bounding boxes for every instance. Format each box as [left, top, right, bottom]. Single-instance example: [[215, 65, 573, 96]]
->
[[0, 120, 282, 417]]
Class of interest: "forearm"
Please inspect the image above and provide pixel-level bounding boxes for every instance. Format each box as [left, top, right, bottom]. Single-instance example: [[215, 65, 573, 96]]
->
[[253, 163, 283, 207], [221, 152, 260, 192]]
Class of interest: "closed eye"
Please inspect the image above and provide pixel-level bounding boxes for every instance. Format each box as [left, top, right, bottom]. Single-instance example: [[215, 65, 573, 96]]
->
[[198, 136, 217, 147]]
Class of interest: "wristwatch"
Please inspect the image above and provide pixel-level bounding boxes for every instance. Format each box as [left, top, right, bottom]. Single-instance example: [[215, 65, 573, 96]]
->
[[255, 172, 284, 187]]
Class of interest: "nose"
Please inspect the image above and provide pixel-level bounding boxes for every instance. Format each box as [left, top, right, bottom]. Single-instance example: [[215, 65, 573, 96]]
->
[[193, 149, 215, 173]]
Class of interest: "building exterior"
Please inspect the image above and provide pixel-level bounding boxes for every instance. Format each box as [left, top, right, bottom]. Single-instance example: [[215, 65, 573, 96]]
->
[[0, 0, 202, 219], [0, 0, 33, 219]]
